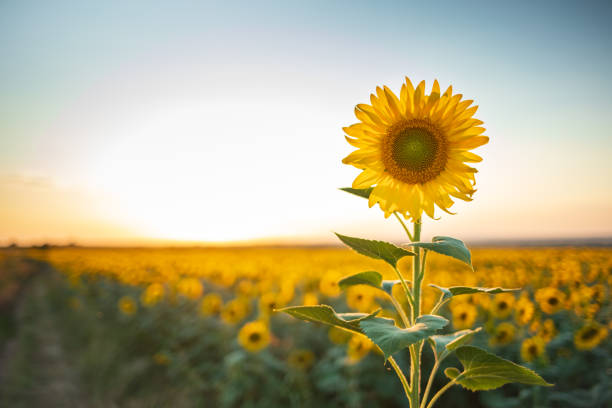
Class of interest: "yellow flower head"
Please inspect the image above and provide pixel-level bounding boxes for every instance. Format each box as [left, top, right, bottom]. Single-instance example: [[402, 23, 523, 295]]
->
[[537, 319, 557, 343], [302, 291, 319, 306], [259, 292, 284, 317], [490, 293, 515, 319], [346, 286, 376, 313], [515, 296, 535, 326], [200, 293, 223, 316], [347, 334, 373, 363], [490, 322, 516, 346], [221, 298, 250, 325], [141, 282, 165, 307], [574, 322, 608, 351], [287, 349, 315, 370], [319, 272, 342, 298], [328, 327, 351, 345], [238, 321, 271, 353], [175, 277, 204, 300], [535, 287, 566, 314], [342, 78, 488, 220], [118, 296, 137, 316], [520, 337, 545, 362], [451, 302, 478, 330]]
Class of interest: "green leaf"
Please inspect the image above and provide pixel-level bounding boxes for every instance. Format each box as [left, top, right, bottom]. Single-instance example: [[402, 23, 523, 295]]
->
[[339, 271, 382, 291], [430, 284, 520, 301], [335, 233, 415, 268], [452, 346, 552, 391], [277, 305, 378, 334], [431, 327, 482, 358], [338, 271, 404, 297], [340, 187, 373, 199], [445, 367, 460, 380], [359, 314, 448, 360], [410, 236, 472, 269]]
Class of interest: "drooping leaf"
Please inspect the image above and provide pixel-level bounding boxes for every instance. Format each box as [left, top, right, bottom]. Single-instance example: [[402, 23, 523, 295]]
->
[[452, 346, 552, 391], [340, 187, 373, 199], [430, 327, 482, 358], [359, 314, 448, 360], [339, 271, 382, 291], [410, 236, 472, 269], [277, 305, 378, 334], [338, 271, 404, 297], [336, 233, 415, 268], [430, 284, 520, 301]]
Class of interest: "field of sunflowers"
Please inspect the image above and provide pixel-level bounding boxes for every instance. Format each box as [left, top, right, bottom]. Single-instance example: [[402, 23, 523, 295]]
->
[[0, 245, 609, 407]]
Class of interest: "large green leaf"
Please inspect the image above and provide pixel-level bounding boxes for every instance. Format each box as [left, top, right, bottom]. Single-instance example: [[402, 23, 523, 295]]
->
[[430, 284, 520, 301], [336, 233, 415, 268], [340, 187, 373, 199], [359, 314, 448, 360], [452, 346, 552, 391], [338, 271, 404, 296], [410, 236, 472, 269], [430, 327, 482, 358], [277, 305, 378, 334]]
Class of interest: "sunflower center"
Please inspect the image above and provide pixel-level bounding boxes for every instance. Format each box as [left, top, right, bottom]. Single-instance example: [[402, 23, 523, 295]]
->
[[249, 332, 261, 343], [382, 119, 448, 184], [581, 328, 598, 341]]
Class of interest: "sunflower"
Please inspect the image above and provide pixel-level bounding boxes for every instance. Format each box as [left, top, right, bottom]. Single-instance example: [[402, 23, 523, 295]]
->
[[200, 293, 223, 316], [342, 78, 488, 220], [118, 296, 137, 316], [221, 298, 250, 325], [319, 272, 342, 298], [238, 321, 270, 353], [537, 319, 557, 343], [520, 337, 545, 362], [451, 302, 478, 330], [141, 282, 165, 307], [490, 293, 515, 319], [347, 334, 373, 363], [346, 286, 376, 313], [328, 327, 351, 345], [515, 296, 535, 326], [574, 322, 608, 350], [490, 322, 516, 346], [287, 349, 315, 370], [535, 287, 566, 314], [259, 292, 284, 317], [175, 277, 204, 300]]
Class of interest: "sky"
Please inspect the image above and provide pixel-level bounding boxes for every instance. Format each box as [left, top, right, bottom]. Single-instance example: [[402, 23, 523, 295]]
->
[[1, 0, 612, 246]]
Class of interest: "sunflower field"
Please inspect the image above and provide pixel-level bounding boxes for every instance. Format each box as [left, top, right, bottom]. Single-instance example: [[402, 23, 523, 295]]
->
[[0, 246, 609, 407]]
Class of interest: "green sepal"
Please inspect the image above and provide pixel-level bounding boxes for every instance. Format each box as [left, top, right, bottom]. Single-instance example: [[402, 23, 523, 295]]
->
[[336, 233, 415, 268], [430, 284, 520, 301], [276, 304, 379, 334], [339, 187, 373, 199], [338, 271, 404, 297], [410, 236, 472, 269], [430, 327, 482, 360], [359, 314, 448, 361], [452, 346, 552, 391]]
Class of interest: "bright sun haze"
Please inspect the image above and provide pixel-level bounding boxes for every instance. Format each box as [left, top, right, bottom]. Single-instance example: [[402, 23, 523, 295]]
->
[[1, 0, 611, 246]]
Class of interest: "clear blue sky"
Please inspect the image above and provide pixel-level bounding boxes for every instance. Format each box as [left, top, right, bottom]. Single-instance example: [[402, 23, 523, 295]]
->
[[1, 0, 611, 245]]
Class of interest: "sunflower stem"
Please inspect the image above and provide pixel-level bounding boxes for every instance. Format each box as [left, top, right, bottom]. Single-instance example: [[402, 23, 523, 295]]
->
[[409, 218, 423, 408], [388, 356, 412, 400]]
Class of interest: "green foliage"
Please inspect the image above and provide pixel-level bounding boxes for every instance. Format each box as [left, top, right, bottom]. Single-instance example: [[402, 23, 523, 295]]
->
[[339, 187, 373, 199], [338, 271, 402, 297], [451, 346, 552, 391], [430, 327, 482, 358], [429, 284, 519, 301], [277, 305, 378, 334], [410, 236, 473, 269], [335, 233, 414, 268], [359, 315, 448, 360]]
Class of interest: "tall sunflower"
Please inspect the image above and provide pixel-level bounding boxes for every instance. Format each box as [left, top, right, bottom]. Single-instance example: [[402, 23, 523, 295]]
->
[[342, 78, 488, 220]]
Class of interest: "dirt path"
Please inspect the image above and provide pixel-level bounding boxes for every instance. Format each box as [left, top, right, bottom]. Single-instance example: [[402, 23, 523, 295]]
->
[[0, 272, 85, 407]]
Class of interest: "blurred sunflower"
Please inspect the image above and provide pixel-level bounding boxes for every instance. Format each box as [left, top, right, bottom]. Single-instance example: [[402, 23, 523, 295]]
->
[[490, 322, 516, 346], [490, 293, 515, 319], [574, 322, 608, 350], [221, 298, 250, 325], [302, 291, 319, 306], [141, 282, 165, 307], [200, 293, 223, 316], [342, 78, 488, 220], [537, 319, 557, 343], [346, 286, 376, 313], [176, 277, 204, 300], [319, 273, 341, 298], [118, 296, 137, 316], [515, 295, 535, 326], [238, 321, 270, 353], [328, 327, 351, 345], [535, 287, 566, 314], [259, 292, 284, 317], [347, 334, 373, 363], [451, 302, 478, 330], [287, 349, 315, 370], [520, 337, 545, 362]]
